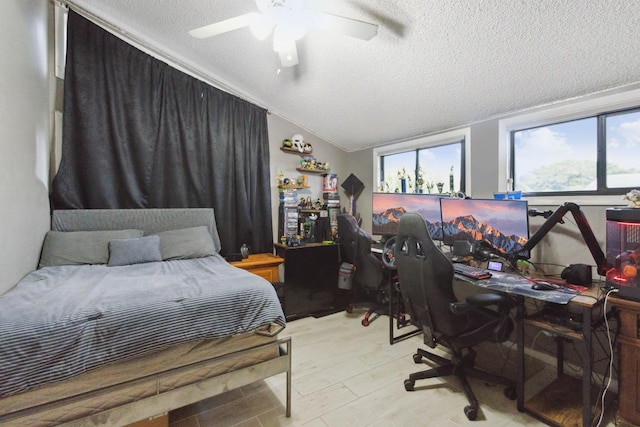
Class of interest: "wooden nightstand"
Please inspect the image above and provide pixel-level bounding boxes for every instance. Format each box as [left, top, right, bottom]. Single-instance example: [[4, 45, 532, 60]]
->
[[230, 253, 284, 283]]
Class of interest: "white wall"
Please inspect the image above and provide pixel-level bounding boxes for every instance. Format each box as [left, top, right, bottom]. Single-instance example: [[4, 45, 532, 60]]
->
[[0, 0, 53, 294]]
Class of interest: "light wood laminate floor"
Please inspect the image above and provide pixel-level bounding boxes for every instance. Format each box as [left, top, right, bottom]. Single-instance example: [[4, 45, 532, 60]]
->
[[168, 311, 615, 427]]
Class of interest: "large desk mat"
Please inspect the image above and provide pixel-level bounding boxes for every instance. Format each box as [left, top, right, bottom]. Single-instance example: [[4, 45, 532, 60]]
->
[[456, 271, 580, 304]]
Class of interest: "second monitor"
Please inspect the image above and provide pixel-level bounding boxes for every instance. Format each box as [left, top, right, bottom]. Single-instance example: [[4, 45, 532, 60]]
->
[[440, 198, 530, 258]]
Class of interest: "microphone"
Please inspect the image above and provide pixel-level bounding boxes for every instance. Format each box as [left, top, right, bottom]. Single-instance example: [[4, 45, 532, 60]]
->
[[477, 248, 499, 259], [473, 241, 499, 260], [528, 208, 553, 219]]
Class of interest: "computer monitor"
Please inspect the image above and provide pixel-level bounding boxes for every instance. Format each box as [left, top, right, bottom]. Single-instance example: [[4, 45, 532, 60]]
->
[[372, 192, 445, 240], [440, 198, 529, 257]]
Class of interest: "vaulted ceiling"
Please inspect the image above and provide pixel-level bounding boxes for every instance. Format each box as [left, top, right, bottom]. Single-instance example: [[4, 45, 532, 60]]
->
[[65, 0, 640, 152]]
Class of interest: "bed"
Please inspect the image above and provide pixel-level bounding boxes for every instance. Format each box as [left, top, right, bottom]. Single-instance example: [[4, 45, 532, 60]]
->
[[0, 208, 291, 426]]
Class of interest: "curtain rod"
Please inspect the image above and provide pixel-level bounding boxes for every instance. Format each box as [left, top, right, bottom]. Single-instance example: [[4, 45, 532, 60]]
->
[[55, 0, 268, 111]]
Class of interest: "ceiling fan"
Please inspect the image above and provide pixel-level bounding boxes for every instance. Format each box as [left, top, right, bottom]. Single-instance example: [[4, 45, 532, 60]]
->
[[189, 0, 378, 67]]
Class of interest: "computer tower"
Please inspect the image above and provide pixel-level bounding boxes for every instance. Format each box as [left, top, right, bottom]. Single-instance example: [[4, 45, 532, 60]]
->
[[605, 207, 640, 300]]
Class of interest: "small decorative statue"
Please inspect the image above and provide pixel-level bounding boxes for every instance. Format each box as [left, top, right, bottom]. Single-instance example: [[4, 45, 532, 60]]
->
[[624, 189, 640, 208], [240, 243, 249, 259], [449, 166, 455, 195], [426, 181, 434, 193], [416, 168, 425, 193], [291, 134, 305, 153]]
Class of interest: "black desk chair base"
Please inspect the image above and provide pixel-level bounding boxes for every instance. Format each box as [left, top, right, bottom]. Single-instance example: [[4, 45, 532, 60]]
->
[[337, 214, 391, 327], [404, 347, 516, 421], [346, 292, 390, 326]]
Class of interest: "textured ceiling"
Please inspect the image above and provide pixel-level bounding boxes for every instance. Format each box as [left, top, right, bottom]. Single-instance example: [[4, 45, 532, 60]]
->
[[65, 0, 640, 152]]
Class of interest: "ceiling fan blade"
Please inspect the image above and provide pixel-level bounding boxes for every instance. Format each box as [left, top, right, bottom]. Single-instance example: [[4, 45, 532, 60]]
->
[[189, 13, 260, 39], [305, 10, 378, 41]]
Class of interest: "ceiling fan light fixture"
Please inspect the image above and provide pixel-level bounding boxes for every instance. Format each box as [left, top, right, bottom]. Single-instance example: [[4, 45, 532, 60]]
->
[[272, 27, 295, 53], [249, 14, 274, 40], [278, 45, 299, 67]]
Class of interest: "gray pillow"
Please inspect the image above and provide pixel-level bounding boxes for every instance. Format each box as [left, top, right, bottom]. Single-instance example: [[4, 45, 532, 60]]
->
[[153, 226, 216, 260], [39, 229, 143, 268], [107, 235, 162, 267]]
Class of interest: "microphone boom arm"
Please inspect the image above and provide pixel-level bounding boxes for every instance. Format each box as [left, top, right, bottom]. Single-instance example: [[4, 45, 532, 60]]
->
[[517, 202, 609, 276]]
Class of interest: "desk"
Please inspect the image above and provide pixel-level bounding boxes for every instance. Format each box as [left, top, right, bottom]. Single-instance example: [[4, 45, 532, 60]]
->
[[273, 243, 341, 320], [456, 272, 605, 427]]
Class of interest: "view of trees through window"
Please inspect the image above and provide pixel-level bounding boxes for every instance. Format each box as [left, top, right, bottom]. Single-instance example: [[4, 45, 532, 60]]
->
[[512, 109, 640, 194], [379, 140, 464, 194]]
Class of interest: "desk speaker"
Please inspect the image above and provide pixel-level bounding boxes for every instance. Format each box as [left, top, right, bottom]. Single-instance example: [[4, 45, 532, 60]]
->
[[561, 263, 592, 286]]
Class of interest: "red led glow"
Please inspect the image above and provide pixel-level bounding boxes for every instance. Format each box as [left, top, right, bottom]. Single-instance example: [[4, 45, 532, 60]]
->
[[611, 274, 629, 284], [608, 220, 640, 227]]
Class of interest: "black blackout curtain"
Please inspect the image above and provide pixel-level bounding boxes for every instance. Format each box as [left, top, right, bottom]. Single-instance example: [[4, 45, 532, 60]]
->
[[51, 10, 273, 255]]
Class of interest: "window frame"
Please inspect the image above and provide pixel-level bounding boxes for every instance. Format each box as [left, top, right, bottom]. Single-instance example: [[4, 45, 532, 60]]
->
[[373, 128, 471, 195], [510, 107, 640, 197], [498, 87, 640, 206]]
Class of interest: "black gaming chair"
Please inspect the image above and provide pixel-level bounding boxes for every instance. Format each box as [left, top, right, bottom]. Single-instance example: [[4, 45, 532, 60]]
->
[[394, 212, 516, 421], [337, 213, 389, 326]]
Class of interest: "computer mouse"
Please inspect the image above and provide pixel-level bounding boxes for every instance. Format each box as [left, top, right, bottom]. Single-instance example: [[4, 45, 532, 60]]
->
[[531, 281, 558, 291]]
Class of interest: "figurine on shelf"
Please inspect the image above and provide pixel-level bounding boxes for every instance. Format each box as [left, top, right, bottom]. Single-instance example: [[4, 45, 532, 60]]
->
[[303, 142, 312, 153], [298, 156, 329, 171], [624, 189, 640, 208], [291, 134, 305, 153], [282, 139, 292, 148]]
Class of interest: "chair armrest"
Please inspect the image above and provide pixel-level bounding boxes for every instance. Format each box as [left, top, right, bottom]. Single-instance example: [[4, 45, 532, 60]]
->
[[449, 293, 511, 315]]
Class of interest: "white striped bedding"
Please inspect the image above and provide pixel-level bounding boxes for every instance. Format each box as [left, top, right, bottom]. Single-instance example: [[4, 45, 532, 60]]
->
[[0, 254, 285, 398]]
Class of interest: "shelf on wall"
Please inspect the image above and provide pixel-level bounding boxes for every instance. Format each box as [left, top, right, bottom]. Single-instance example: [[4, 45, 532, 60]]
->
[[280, 147, 312, 155], [296, 167, 329, 174], [278, 185, 309, 190]]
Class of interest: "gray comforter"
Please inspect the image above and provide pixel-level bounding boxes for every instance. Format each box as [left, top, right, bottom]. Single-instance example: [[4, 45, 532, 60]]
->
[[0, 254, 285, 397]]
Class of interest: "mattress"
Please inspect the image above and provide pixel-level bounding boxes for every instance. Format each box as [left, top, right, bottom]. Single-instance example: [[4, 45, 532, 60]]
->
[[0, 254, 285, 399], [0, 328, 284, 425]]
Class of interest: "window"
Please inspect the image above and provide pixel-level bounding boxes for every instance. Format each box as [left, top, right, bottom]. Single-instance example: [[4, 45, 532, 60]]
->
[[511, 108, 640, 196], [379, 139, 465, 194]]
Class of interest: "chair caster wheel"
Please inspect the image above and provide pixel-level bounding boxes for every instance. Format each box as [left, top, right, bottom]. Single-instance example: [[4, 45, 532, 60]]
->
[[346, 305, 353, 314], [504, 386, 517, 400], [412, 353, 422, 363], [404, 379, 415, 391], [361, 318, 370, 327], [464, 405, 477, 421]]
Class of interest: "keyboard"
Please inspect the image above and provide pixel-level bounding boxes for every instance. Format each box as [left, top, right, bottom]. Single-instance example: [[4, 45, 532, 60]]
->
[[453, 263, 492, 280]]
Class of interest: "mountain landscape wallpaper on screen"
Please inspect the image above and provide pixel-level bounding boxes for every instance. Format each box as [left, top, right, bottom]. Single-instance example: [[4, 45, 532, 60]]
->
[[441, 214, 528, 254], [439, 199, 529, 255], [371, 193, 444, 240]]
